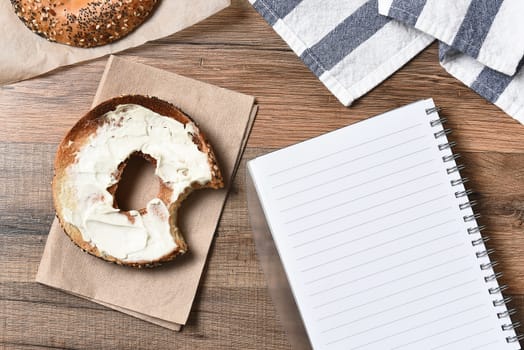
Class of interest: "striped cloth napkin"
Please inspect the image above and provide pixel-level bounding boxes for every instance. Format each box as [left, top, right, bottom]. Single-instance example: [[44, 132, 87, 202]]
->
[[249, 0, 524, 124], [380, 0, 524, 123]]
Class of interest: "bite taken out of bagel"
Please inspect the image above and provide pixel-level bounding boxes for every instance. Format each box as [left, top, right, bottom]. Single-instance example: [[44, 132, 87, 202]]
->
[[11, 0, 159, 48], [53, 95, 224, 268]]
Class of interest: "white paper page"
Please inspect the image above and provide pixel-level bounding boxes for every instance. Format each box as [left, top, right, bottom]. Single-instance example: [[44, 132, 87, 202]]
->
[[248, 99, 519, 350]]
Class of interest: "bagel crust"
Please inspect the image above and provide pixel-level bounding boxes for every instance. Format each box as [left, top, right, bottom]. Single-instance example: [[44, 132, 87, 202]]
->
[[53, 95, 224, 268], [11, 0, 158, 48]]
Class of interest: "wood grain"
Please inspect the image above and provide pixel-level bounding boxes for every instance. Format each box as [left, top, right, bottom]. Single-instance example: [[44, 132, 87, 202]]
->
[[1, 0, 524, 349]]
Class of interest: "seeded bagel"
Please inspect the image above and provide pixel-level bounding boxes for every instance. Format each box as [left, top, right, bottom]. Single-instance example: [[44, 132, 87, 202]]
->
[[11, 0, 158, 48]]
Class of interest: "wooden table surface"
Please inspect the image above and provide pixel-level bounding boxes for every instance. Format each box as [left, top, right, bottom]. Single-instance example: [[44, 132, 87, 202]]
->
[[2, 1, 524, 349]]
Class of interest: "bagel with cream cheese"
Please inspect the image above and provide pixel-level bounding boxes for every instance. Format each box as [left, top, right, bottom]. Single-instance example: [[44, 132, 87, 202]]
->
[[53, 95, 223, 267], [11, 0, 158, 48]]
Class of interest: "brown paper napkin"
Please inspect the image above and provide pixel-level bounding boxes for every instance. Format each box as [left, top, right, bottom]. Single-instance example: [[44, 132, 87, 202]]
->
[[36, 55, 257, 330], [0, 0, 229, 85]]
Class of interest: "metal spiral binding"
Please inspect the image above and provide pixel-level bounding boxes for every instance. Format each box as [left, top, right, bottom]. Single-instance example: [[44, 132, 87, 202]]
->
[[426, 106, 442, 115], [476, 248, 495, 258], [443, 153, 460, 162], [468, 225, 486, 235], [427, 106, 521, 345], [450, 177, 469, 186], [459, 200, 478, 210], [486, 272, 504, 283], [508, 335, 524, 343], [472, 236, 490, 246], [490, 285, 509, 294], [456, 189, 474, 198], [438, 140, 457, 151], [481, 261, 498, 270], [434, 128, 452, 139], [447, 164, 465, 174], [463, 213, 481, 222], [503, 322, 522, 331], [494, 297, 512, 307], [498, 308, 517, 318]]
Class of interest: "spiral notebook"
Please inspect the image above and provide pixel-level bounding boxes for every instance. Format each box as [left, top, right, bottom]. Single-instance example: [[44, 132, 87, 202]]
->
[[247, 99, 521, 350]]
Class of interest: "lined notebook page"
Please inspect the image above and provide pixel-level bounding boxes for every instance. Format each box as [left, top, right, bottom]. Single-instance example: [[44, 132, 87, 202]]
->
[[248, 99, 519, 350]]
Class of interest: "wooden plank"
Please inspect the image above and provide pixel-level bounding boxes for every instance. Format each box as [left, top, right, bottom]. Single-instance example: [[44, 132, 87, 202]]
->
[[1, 48, 524, 152], [0, 287, 290, 350], [2, 143, 523, 223], [162, 0, 288, 49]]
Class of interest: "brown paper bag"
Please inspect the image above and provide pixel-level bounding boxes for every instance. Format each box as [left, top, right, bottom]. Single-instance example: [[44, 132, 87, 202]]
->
[[36, 55, 257, 330], [0, 0, 229, 85]]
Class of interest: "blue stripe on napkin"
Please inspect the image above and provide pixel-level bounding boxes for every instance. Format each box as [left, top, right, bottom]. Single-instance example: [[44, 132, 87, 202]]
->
[[301, 0, 389, 77], [252, 0, 303, 25], [451, 0, 504, 60], [471, 58, 524, 102], [388, 0, 428, 26]]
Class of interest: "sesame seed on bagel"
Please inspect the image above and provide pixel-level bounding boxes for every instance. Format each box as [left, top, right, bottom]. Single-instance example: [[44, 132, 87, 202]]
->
[[11, 0, 159, 48]]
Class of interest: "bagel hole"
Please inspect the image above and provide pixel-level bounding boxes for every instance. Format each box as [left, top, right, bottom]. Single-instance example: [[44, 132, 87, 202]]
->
[[114, 153, 159, 211]]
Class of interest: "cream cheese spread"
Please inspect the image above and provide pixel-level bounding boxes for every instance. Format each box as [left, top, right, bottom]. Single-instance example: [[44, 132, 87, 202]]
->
[[62, 104, 212, 262]]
